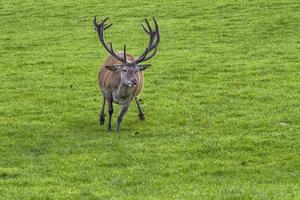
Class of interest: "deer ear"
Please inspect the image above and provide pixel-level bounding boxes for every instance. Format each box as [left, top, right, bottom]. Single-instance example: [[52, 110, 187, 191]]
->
[[105, 65, 122, 71], [137, 64, 151, 71]]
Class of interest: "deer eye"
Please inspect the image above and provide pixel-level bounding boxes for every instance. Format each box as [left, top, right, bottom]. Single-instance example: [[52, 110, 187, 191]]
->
[[123, 69, 127, 72]]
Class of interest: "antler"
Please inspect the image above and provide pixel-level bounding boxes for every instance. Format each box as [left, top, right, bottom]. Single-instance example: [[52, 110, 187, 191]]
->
[[133, 17, 160, 64], [94, 16, 127, 63]]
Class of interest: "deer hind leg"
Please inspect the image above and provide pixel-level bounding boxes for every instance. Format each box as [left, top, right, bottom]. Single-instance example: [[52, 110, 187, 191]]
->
[[99, 96, 106, 125], [135, 97, 145, 121]]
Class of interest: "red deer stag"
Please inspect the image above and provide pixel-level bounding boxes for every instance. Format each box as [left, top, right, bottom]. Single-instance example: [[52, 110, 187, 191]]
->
[[94, 16, 160, 132]]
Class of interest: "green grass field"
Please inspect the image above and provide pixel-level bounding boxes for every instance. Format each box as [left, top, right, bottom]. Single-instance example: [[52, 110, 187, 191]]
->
[[1, 0, 299, 199]]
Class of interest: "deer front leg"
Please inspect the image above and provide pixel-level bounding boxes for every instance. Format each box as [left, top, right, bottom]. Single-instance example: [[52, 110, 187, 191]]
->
[[107, 98, 113, 131], [116, 104, 129, 132], [135, 97, 145, 121], [99, 96, 106, 125]]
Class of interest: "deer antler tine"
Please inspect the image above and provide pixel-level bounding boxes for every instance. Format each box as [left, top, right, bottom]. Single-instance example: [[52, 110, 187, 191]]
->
[[109, 42, 121, 59], [138, 47, 157, 63], [94, 16, 101, 31], [109, 42, 114, 52], [94, 16, 97, 25], [104, 23, 112, 30], [102, 17, 109, 24], [152, 16, 158, 26], [139, 48, 148, 61], [144, 47, 157, 61], [153, 17, 160, 42], [124, 44, 127, 63], [141, 23, 150, 34], [145, 18, 152, 33], [153, 17, 157, 32]]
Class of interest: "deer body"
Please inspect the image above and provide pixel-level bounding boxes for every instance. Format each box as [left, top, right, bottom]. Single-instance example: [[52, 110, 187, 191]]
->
[[94, 17, 159, 132]]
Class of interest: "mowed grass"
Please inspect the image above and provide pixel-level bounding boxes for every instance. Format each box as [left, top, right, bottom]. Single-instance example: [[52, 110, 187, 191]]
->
[[0, 0, 299, 199]]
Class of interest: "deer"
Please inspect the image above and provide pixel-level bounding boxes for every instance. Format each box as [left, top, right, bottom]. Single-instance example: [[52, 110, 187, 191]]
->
[[93, 16, 160, 132]]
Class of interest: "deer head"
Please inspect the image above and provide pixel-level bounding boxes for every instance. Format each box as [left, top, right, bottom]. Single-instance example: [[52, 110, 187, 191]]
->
[[93, 16, 160, 86]]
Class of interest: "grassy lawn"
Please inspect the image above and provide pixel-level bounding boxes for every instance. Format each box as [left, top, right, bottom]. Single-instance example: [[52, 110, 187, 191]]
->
[[0, 0, 299, 199]]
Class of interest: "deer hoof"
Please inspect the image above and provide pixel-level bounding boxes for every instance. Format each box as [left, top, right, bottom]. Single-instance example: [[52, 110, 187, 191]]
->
[[138, 113, 145, 121], [100, 115, 105, 125]]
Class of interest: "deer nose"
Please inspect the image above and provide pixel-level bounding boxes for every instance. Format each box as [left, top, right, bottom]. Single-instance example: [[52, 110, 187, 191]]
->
[[131, 79, 137, 85]]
